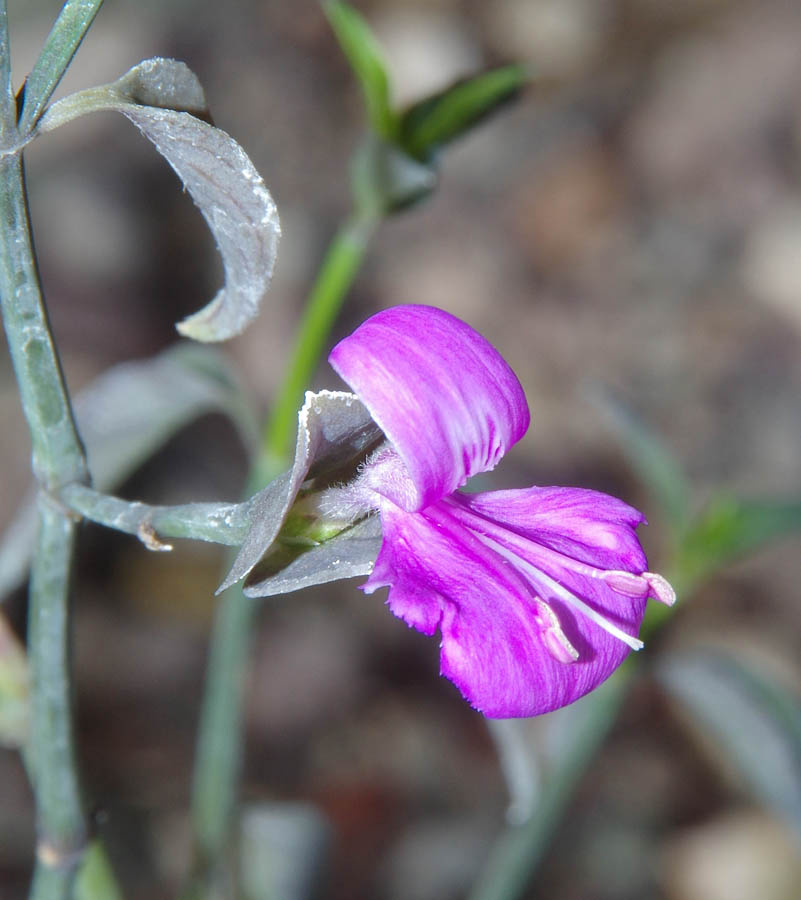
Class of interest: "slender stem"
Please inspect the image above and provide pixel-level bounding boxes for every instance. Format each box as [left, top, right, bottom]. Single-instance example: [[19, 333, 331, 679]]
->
[[28, 499, 86, 900], [467, 671, 631, 900], [188, 209, 377, 895], [18, 0, 105, 134], [0, 0, 14, 139], [187, 584, 258, 897], [258, 210, 377, 485], [61, 483, 252, 548], [468, 565, 685, 900]]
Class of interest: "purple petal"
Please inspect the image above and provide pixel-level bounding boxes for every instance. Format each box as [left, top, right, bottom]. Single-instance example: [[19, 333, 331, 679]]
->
[[456, 487, 647, 573], [362, 486, 651, 718], [328, 305, 530, 512]]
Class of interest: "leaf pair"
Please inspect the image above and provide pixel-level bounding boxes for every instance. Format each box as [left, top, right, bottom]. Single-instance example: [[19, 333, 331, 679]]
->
[[325, 0, 527, 213]]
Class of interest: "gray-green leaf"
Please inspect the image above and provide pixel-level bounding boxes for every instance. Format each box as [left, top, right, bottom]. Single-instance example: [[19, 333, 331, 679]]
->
[[0, 345, 258, 599], [219, 390, 383, 593], [659, 650, 801, 839], [399, 65, 528, 162], [38, 58, 280, 342]]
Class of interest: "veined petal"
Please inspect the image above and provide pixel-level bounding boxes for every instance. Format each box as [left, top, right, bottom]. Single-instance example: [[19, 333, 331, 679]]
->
[[328, 305, 530, 512], [452, 487, 648, 577], [362, 486, 652, 718]]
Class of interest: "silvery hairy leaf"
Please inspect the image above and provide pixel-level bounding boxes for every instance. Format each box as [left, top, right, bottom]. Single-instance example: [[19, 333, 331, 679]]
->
[[219, 391, 383, 593], [38, 57, 280, 341]]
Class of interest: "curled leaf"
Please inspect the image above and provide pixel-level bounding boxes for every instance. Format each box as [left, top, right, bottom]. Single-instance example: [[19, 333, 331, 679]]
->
[[114, 56, 207, 114], [38, 58, 280, 341]]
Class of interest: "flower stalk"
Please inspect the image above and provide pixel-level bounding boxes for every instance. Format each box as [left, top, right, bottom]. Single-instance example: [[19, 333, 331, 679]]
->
[[258, 209, 377, 483], [187, 585, 258, 897], [187, 209, 376, 894]]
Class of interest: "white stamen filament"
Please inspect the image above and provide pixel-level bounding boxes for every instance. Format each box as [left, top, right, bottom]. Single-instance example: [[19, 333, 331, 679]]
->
[[475, 530, 645, 652], [444, 496, 672, 608]]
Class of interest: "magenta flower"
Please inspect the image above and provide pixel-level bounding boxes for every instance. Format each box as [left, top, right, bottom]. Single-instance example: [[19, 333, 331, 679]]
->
[[326, 305, 674, 718]]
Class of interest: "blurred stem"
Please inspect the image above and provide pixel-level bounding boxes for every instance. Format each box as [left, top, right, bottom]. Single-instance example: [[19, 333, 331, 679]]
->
[[18, 0, 105, 134], [257, 209, 378, 485], [0, 101, 107, 895], [0, 0, 14, 137], [0, 155, 88, 490], [189, 209, 377, 895], [188, 584, 257, 898], [28, 501, 86, 900], [468, 670, 632, 900], [470, 559, 691, 900]]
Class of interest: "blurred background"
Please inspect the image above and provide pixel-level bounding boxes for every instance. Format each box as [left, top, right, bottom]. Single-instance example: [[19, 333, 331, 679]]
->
[[1, 0, 801, 898]]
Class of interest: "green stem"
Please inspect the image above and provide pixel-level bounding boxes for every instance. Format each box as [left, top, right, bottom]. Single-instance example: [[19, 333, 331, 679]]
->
[[187, 584, 258, 898], [0, 0, 14, 138], [0, 116, 95, 898], [27, 499, 86, 900], [188, 209, 377, 895], [469, 564, 687, 900], [18, 0, 105, 134], [257, 210, 377, 485], [468, 670, 632, 900], [61, 484, 252, 548], [0, 155, 88, 489]]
